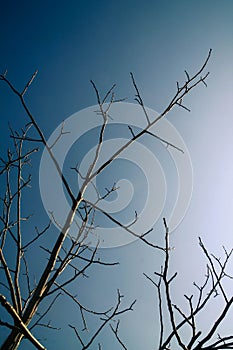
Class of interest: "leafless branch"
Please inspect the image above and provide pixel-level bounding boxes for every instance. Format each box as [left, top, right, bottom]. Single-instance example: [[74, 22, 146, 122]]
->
[[144, 217, 233, 350], [0, 294, 46, 350], [0, 51, 221, 350], [69, 289, 136, 350], [84, 198, 164, 251], [88, 50, 212, 184], [110, 320, 128, 350]]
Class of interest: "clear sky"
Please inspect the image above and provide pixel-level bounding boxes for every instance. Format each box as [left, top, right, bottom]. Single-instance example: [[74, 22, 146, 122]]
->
[[0, 1, 233, 349]]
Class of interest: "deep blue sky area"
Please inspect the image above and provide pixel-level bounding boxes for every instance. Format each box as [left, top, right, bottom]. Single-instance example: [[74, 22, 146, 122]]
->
[[0, 1, 233, 350], [0, 1, 232, 125]]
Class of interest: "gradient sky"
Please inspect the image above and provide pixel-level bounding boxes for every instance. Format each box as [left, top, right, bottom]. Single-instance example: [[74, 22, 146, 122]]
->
[[0, 1, 233, 349]]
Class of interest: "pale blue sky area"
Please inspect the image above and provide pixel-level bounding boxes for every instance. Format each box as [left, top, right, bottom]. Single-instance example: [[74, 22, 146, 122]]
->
[[0, 1, 233, 349]]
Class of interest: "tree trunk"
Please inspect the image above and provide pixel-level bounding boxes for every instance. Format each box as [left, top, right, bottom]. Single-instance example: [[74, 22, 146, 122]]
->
[[1, 329, 24, 350]]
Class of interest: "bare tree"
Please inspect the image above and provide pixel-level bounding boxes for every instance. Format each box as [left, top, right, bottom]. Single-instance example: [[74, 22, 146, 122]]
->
[[142, 219, 233, 350], [1, 50, 229, 350]]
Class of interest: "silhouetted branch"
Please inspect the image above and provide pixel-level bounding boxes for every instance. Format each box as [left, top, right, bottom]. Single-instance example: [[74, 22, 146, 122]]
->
[[110, 320, 128, 350], [144, 217, 233, 350], [0, 50, 220, 350], [69, 289, 136, 350]]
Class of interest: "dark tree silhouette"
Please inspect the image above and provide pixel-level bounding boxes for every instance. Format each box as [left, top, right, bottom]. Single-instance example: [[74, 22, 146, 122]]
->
[[1, 50, 231, 350]]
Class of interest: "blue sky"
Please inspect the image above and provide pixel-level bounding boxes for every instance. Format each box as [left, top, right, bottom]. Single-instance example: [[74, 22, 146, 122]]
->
[[0, 1, 233, 349]]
